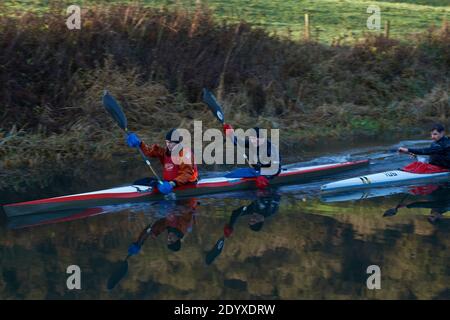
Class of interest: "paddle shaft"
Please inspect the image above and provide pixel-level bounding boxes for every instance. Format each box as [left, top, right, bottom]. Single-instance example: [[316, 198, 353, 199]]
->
[[102, 90, 162, 182], [124, 128, 161, 181], [396, 193, 409, 209]]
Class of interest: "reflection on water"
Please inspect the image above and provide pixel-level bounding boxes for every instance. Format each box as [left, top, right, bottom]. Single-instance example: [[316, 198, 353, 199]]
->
[[0, 183, 449, 299], [1, 140, 449, 299]]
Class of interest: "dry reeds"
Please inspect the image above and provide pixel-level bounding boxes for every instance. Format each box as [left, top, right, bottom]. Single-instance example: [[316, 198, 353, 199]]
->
[[0, 4, 449, 176]]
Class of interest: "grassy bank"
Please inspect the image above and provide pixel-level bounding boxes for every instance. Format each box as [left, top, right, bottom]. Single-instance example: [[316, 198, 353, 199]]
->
[[1, 0, 449, 43], [0, 4, 449, 189]]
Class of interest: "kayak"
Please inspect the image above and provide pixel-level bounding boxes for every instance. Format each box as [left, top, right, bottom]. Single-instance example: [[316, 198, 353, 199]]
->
[[321, 168, 450, 194], [3, 160, 368, 217]]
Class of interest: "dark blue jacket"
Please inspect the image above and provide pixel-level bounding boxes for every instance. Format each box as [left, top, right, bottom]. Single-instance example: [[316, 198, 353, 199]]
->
[[409, 136, 450, 168], [231, 135, 281, 177]]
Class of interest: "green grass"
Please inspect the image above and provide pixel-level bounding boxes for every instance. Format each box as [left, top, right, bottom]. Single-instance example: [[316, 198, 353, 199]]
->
[[2, 0, 449, 42]]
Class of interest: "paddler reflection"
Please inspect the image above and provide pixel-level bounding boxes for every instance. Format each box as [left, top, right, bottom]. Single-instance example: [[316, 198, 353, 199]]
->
[[128, 198, 199, 254], [383, 185, 450, 224], [205, 189, 281, 265]]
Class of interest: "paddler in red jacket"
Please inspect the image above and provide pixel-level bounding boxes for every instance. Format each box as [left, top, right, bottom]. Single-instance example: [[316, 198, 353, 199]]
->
[[126, 129, 198, 194]]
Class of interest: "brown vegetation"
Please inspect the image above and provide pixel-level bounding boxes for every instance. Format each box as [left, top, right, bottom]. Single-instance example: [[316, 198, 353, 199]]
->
[[0, 4, 449, 181]]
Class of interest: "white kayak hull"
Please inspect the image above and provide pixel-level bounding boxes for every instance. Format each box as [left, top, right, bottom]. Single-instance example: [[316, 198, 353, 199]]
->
[[321, 169, 450, 193]]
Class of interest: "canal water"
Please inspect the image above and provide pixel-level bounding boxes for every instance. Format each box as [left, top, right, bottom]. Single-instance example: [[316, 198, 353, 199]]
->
[[0, 140, 449, 299]]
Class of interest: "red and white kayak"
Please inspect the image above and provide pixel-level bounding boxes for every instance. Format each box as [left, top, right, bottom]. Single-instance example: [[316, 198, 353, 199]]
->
[[321, 166, 450, 194], [3, 160, 368, 217]]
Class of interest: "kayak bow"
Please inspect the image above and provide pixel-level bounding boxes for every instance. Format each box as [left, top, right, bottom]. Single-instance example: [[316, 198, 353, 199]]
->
[[3, 160, 368, 217]]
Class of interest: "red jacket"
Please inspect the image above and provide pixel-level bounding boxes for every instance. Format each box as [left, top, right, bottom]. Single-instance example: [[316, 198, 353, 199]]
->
[[150, 198, 198, 238], [140, 143, 198, 185]]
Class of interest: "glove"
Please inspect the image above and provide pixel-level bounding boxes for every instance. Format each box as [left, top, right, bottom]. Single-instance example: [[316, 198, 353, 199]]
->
[[223, 224, 234, 238], [158, 181, 174, 195], [255, 175, 269, 189], [223, 123, 234, 137], [127, 133, 141, 148], [128, 242, 141, 256]]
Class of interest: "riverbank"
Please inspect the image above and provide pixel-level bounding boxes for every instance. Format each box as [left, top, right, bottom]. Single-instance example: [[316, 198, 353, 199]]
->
[[1, 4, 449, 189]]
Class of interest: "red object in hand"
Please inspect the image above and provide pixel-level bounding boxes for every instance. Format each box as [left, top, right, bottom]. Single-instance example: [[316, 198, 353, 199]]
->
[[223, 224, 234, 238], [223, 123, 234, 137], [255, 176, 269, 189]]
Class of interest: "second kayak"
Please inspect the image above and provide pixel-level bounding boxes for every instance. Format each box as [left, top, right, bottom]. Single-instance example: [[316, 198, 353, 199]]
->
[[321, 168, 450, 193]]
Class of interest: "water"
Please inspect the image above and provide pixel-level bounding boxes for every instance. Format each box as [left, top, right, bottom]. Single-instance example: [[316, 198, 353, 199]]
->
[[0, 140, 449, 300]]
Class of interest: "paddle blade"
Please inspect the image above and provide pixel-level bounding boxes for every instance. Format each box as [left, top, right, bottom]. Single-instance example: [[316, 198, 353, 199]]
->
[[383, 208, 398, 217], [107, 260, 129, 290], [205, 237, 225, 265], [202, 88, 225, 123], [102, 90, 128, 131]]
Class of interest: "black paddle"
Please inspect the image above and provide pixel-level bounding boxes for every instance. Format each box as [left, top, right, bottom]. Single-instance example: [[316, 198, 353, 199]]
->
[[107, 226, 153, 290], [202, 88, 250, 165], [202, 88, 225, 124], [107, 254, 131, 290], [205, 206, 247, 265], [383, 194, 409, 217], [102, 90, 161, 181], [205, 236, 225, 265]]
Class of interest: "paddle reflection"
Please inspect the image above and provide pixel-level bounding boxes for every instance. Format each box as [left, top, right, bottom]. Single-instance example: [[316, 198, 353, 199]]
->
[[205, 189, 281, 265]]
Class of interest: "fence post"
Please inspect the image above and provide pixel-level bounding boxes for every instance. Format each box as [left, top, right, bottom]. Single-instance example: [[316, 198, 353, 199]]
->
[[384, 20, 390, 38], [304, 13, 310, 41]]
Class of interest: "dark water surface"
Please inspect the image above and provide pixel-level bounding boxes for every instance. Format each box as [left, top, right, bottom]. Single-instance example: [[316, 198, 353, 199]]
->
[[1, 140, 449, 299]]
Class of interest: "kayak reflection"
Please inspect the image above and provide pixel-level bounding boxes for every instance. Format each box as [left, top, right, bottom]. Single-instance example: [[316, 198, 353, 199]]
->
[[205, 189, 281, 265], [383, 185, 450, 224]]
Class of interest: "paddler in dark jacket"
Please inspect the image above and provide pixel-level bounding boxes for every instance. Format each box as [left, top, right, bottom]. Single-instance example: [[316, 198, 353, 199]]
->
[[222, 124, 281, 189], [398, 124, 450, 169], [126, 129, 199, 194], [128, 198, 198, 253]]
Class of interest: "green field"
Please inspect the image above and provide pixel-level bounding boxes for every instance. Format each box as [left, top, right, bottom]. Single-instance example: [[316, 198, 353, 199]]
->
[[2, 0, 449, 42]]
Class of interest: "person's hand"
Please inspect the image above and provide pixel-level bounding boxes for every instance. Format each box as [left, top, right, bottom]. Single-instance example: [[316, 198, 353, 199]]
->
[[255, 175, 269, 189], [398, 147, 409, 153], [158, 181, 174, 195], [223, 224, 234, 238], [127, 133, 141, 148], [223, 123, 234, 137], [128, 242, 141, 256]]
